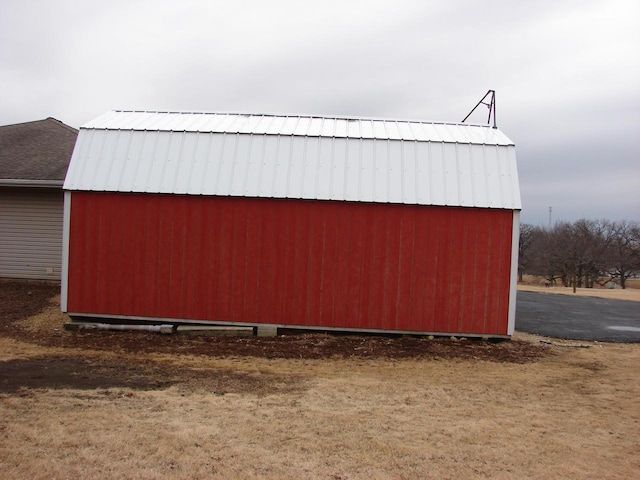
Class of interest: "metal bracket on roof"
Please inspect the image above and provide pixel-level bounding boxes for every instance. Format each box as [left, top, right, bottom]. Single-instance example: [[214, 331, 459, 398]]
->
[[462, 90, 497, 128]]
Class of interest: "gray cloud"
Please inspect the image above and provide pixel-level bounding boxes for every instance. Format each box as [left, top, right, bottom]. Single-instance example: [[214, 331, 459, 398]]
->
[[1, 0, 638, 224]]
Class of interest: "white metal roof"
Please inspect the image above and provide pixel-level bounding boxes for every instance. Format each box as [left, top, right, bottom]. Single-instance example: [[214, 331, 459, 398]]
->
[[64, 110, 521, 210]]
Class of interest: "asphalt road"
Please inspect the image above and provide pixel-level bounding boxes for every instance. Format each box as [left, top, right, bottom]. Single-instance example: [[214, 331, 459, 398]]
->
[[516, 291, 640, 343]]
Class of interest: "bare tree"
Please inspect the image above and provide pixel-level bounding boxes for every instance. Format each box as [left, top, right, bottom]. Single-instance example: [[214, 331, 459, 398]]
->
[[605, 220, 640, 289], [525, 219, 613, 291], [518, 223, 536, 281], [559, 219, 611, 292], [525, 225, 563, 286], [521, 218, 639, 289]]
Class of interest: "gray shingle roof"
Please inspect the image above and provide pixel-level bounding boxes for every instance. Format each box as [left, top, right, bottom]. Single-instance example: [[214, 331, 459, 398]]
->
[[0, 118, 78, 185]]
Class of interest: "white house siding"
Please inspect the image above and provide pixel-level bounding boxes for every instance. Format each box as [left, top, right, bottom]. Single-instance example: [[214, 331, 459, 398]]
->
[[0, 188, 64, 280]]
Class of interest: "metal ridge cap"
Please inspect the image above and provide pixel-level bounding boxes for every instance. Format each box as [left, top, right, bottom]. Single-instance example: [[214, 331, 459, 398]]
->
[[75, 127, 514, 145], [101, 109, 504, 128]]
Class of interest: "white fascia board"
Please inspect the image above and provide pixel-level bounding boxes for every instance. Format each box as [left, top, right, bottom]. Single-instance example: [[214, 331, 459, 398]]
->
[[507, 210, 520, 335], [60, 191, 72, 312]]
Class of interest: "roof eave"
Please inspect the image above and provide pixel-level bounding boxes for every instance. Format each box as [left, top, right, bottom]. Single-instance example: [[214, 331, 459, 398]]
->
[[0, 179, 64, 188]]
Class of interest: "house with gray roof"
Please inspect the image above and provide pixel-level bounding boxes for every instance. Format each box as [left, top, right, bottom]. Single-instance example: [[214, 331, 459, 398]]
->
[[0, 117, 77, 280]]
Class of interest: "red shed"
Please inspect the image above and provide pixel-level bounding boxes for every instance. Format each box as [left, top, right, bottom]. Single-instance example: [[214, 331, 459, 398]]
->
[[62, 111, 521, 337]]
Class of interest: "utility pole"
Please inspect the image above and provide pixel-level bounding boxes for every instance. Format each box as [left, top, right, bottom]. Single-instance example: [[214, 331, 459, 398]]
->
[[548, 206, 552, 229]]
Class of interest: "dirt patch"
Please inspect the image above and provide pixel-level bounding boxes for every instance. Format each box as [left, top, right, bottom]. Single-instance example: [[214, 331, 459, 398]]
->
[[0, 355, 173, 393], [0, 279, 60, 321], [0, 354, 303, 396], [33, 330, 547, 362], [1, 280, 547, 363]]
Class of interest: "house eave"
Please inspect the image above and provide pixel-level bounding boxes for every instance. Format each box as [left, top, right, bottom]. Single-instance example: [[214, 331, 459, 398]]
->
[[0, 179, 64, 188]]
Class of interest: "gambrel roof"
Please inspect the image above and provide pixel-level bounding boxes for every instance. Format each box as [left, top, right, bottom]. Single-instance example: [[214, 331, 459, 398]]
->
[[65, 110, 521, 210]]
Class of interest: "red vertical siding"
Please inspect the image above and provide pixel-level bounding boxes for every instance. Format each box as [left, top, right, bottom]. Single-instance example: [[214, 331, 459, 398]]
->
[[67, 192, 514, 335]]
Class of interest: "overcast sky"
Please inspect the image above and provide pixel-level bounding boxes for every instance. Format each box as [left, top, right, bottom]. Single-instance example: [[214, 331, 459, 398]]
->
[[2, 0, 638, 225]]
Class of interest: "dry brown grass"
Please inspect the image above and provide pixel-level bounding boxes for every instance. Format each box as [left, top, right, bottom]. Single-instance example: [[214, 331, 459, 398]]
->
[[518, 283, 640, 302], [1, 292, 640, 479]]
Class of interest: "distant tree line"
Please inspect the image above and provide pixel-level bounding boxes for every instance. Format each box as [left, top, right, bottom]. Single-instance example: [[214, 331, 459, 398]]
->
[[518, 219, 640, 290]]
